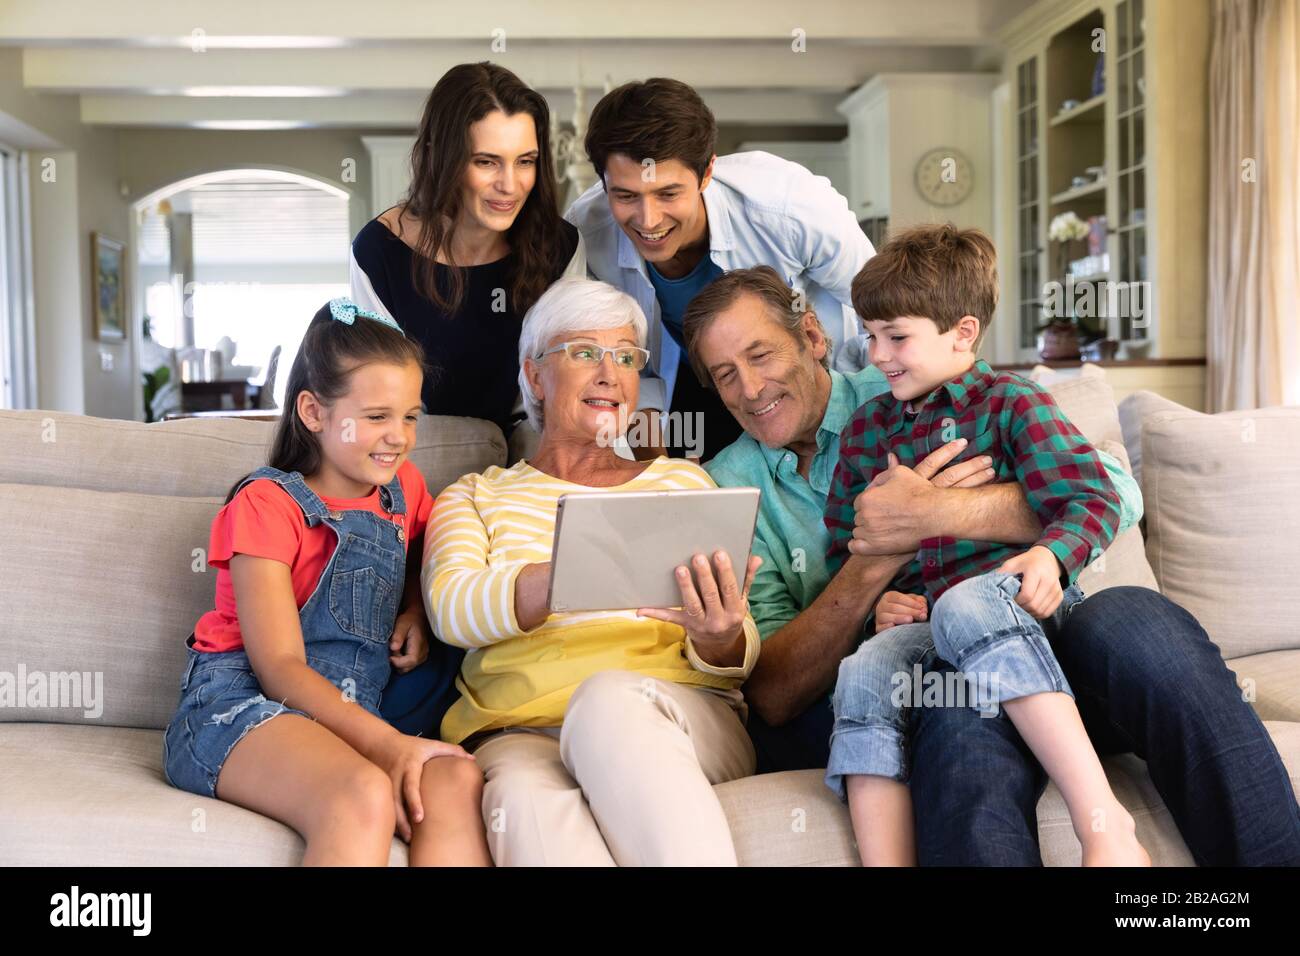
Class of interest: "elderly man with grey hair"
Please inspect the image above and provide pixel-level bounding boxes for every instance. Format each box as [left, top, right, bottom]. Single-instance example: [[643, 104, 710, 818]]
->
[[420, 277, 764, 866], [679, 264, 1300, 868]]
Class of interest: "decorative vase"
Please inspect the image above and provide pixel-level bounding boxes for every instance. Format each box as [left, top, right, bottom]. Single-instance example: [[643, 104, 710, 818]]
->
[[1037, 320, 1081, 361], [1079, 338, 1120, 362]]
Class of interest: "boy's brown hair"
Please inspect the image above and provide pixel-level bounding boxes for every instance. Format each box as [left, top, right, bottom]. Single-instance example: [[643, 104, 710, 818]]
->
[[584, 78, 717, 186], [850, 223, 999, 346]]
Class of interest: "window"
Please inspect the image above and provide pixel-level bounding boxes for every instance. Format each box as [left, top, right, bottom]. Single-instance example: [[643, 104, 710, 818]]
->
[[0, 143, 35, 409]]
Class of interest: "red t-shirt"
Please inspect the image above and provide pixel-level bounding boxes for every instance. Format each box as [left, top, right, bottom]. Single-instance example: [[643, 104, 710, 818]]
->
[[192, 461, 434, 653]]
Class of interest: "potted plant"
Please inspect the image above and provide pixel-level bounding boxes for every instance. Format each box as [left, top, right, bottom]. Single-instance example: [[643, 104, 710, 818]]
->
[[142, 365, 171, 424], [1037, 212, 1092, 360], [140, 316, 176, 423]]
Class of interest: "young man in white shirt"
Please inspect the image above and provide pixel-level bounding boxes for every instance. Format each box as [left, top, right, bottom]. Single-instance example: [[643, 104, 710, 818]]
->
[[564, 77, 878, 461]]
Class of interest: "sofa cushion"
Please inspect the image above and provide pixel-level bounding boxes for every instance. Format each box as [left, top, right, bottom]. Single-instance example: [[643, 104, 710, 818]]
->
[[734, 746, 1206, 866], [508, 420, 542, 466], [1226, 649, 1300, 722], [0, 410, 506, 500], [1140, 403, 1300, 658], [0, 483, 220, 730], [1117, 389, 1186, 485], [0, 411, 510, 732], [0, 724, 406, 865], [21, 721, 1300, 866], [713, 769, 862, 866]]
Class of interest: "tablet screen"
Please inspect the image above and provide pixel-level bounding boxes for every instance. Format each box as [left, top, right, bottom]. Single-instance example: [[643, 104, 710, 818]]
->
[[547, 487, 760, 612]]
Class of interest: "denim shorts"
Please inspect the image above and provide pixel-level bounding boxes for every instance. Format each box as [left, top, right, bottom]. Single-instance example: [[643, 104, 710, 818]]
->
[[163, 465, 408, 800], [162, 647, 311, 799]]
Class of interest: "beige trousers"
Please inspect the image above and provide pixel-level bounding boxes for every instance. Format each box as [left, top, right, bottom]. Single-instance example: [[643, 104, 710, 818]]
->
[[473, 669, 756, 866]]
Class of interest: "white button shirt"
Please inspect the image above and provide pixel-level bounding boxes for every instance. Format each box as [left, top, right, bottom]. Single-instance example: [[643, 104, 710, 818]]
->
[[564, 151, 875, 411]]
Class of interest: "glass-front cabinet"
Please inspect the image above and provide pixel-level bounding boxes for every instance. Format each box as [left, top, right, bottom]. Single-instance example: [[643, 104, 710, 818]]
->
[[1114, 0, 1148, 343], [1007, 0, 1151, 356], [1015, 56, 1043, 350]]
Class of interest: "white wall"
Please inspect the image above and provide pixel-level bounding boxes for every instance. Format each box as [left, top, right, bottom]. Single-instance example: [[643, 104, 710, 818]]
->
[[0, 47, 131, 418], [878, 74, 997, 234], [119, 128, 378, 244], [27, 150, 84, 413]]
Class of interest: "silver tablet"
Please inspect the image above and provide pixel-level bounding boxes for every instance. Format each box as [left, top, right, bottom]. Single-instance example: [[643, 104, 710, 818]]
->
[[546, 487, 761, 613]]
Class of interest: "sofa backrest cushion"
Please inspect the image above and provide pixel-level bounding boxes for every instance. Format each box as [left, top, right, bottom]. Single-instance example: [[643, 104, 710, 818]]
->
[[0, 411, 506, 500], [1117, 389, 1186, 485], [1140, 403, 1300, 658], [0, 483, 220, 729], [0, 410, 509, 730]]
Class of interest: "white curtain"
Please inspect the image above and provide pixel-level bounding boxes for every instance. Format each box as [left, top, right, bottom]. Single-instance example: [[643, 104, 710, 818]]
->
[[1207, 0, 1300, 411]]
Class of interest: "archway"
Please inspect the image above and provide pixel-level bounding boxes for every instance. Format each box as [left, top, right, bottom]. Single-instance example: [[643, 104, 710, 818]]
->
[[130, 168, 352, 417]]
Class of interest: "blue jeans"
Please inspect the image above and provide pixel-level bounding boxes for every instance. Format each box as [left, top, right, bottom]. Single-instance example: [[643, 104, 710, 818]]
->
[[379, 647, 465, 738], [748, 696, 835, 774], [907, 586, 1300, 865], [826, 573, 1081, 799]]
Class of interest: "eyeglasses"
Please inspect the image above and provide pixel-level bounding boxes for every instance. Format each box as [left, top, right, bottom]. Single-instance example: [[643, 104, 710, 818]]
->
[[534, 341, 650, 371]]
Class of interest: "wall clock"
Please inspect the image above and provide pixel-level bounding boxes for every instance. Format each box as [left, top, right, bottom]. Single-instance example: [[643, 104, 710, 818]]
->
[[914, 147, 974, 206]]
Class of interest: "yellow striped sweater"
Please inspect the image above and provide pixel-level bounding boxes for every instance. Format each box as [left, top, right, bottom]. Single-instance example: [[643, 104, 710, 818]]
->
[[421, 457, 761, 743]]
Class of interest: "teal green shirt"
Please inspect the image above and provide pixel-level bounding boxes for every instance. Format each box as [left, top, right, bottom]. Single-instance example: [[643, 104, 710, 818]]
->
[[705, 366, 1145, 640]]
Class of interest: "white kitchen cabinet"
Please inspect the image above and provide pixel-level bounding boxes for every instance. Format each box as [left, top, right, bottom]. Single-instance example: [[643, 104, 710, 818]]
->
[[734, 139, 852, 205], [838, 84, 891, 219], [361, 135, 415, 218]]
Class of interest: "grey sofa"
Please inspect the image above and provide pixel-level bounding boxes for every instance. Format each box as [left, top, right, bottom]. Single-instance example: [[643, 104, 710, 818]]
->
[[1, 370, 1296, 865]]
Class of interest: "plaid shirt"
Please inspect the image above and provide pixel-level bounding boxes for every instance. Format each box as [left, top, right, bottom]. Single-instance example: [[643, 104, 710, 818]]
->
[[823, 359, 1122, 602]]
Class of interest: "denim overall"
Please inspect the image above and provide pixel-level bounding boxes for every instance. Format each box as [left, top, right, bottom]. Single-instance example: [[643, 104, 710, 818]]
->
[[163, 465, 408, 798]]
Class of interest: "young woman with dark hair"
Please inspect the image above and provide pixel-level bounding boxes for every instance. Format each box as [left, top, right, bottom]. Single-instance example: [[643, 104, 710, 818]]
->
[[351, 61, 583, 438]]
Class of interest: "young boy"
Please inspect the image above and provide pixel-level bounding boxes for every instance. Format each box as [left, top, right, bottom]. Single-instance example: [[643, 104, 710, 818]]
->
[[822, 224, 1150, 867]]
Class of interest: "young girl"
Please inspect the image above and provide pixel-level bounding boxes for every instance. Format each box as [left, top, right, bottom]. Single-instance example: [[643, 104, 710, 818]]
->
[[163, 298, 490, 866]]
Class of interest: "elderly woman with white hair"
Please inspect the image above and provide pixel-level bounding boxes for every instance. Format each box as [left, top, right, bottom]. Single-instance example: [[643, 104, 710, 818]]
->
[[421, 277, 762, 866]]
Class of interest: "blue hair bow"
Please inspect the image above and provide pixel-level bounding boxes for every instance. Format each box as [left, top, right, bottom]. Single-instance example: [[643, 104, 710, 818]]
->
[[328, 297, 404, 335]]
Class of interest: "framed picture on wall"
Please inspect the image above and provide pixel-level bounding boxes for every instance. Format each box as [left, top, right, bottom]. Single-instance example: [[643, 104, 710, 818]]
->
[[91, 232, 126, 342]]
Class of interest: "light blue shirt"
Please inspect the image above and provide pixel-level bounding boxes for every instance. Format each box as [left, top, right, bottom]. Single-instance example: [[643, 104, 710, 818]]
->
[[705, 367, 1146, 640], [646, 255, 724, 348], [564, 151, 875, 411]]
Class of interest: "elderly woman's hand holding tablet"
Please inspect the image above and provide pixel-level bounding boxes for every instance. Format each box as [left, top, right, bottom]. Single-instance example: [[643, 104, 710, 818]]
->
[[421, 278, 762, 866], [637, 545, 762, 667]]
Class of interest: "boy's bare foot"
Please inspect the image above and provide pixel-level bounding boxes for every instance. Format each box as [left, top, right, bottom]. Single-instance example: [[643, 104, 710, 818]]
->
[[1078, 803, 1152, 866]]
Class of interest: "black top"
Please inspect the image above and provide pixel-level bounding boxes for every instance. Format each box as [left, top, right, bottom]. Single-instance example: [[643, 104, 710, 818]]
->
[[350, 217, 579, 436]]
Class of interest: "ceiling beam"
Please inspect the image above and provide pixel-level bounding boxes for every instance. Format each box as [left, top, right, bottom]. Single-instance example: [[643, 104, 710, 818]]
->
[[80, 89, 851, 128], [1, 0, 1033, 45], [25, 44, 983, 95]]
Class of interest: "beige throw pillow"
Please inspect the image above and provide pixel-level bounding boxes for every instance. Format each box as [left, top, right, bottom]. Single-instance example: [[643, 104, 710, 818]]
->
[[1141, 404, 1300, 658]]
